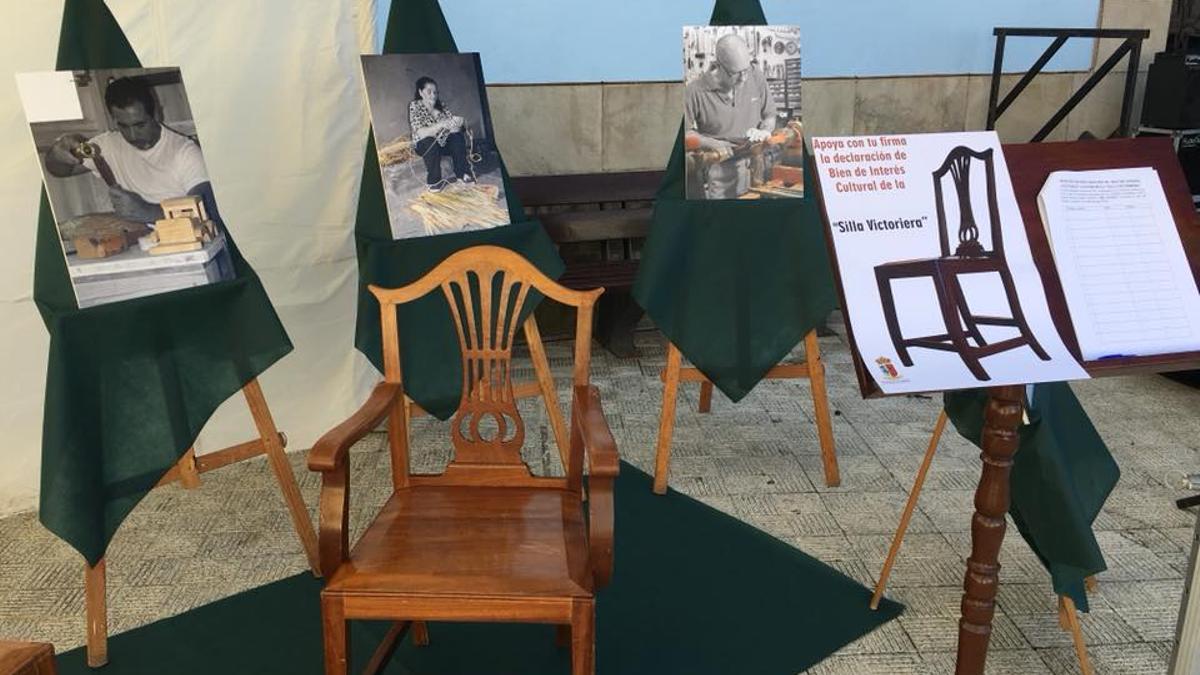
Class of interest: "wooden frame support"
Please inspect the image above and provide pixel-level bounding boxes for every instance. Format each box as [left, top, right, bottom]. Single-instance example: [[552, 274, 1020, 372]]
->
[[871, 410, 948, 610], [1059, 596, 1095, 675], [874, 407, 1095, 674], [84, 377, 319, 668], [652, 330, 839, 494]]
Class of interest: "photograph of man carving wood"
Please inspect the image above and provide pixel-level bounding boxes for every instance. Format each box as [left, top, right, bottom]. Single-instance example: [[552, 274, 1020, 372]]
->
[[17, 67, 233, 308], [683, 25, 805, 200]]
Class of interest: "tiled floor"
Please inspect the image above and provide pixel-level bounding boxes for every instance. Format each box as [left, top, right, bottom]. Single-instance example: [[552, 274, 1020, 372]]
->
[[1, 323, 1197, 674]]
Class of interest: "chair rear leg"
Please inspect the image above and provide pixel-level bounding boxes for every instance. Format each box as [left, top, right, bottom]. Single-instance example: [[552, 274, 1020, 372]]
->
[[940, 274, 990, 380], [875, 269, 912, 366], [412, 621, 430, 646], [953, 285, 987, 347], [998, 267, 1050, 360], [571, 600, 595, 675], [321, 595, 349, 675], [364, 622, 412, 675]]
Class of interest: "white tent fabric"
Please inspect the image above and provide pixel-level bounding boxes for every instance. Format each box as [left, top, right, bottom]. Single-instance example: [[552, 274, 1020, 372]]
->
[[0, 0, 384, 515]]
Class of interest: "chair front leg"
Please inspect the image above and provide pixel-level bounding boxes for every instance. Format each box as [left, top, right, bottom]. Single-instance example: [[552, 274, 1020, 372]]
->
[[875, 269, 912, 366], [321, 595, 349, 675]]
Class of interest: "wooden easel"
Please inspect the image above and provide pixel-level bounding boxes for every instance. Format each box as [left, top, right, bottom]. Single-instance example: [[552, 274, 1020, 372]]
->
[[871, 410, 1096, 675], [83, 378, 318, 668], [652, 329, 840, 494]]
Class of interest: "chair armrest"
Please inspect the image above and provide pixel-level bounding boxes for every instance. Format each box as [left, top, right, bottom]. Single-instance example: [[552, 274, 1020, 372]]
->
[[572, 385, 619, 478], [308, 381, 401, 576], [308, 382, 403, 472], [572, 385, 618, 588]]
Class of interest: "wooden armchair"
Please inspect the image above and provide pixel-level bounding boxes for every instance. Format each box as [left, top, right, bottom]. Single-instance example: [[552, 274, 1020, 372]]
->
[[309, 246, 618, 675]]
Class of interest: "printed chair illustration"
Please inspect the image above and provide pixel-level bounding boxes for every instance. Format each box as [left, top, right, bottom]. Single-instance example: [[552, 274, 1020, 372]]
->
[[309, 246, 617, 675], [874, 145, 1049, 381]]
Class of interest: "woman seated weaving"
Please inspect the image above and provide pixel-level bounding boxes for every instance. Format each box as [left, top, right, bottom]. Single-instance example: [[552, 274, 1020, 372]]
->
[[408, 76, 475, 192]]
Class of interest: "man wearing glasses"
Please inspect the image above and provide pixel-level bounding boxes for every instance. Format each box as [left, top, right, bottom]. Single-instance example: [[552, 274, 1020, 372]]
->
[[684, 33, 777, 199]]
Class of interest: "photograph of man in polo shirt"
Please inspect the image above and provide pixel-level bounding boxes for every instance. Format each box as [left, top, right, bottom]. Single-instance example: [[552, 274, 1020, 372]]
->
[[683, 26, 803, 200]]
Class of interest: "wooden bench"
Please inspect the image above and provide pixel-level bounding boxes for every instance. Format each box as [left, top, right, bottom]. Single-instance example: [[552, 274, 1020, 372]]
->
[[511, 170, 664, 356]]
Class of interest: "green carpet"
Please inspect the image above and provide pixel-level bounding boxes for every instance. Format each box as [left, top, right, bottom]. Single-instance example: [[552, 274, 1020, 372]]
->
[[59, 463, 902, 674]]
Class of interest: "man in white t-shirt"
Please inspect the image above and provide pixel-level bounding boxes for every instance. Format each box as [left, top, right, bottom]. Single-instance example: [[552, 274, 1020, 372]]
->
[[45, 77, 219, 225]]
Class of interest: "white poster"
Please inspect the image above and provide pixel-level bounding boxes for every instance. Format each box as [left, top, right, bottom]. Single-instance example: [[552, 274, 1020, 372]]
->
[[813, 131, 1088, 394]]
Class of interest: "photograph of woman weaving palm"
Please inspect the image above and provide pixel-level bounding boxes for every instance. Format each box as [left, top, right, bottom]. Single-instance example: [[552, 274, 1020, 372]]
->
[[361, 52, 510, 239]]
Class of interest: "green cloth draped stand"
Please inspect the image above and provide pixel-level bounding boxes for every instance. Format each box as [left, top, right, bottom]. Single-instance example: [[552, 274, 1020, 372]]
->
[[35, 0, 293, 566], [353, 0, 563, 421], [632, 0, 838, 402], [944, 383, 1119, 611]]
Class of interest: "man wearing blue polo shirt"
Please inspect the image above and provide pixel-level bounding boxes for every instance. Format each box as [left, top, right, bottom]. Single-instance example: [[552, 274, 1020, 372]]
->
[[684, 33, 778, 199]]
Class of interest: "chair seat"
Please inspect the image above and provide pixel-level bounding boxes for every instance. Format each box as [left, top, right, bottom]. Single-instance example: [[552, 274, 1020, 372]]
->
[[876, 254, 1005, 276], [325, 485, 593, 599]]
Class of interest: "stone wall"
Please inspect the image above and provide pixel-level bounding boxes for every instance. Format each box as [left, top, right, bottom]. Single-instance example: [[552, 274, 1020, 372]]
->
[[486, 0, 1172, 176]]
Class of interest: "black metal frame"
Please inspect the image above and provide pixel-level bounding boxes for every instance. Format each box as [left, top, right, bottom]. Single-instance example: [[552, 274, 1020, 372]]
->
[[987, 27, 1150, 141]]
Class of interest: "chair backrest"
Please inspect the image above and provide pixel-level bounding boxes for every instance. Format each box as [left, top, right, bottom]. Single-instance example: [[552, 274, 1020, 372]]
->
[[369, 246, 602, 485], [932, 146, 1003, 259]]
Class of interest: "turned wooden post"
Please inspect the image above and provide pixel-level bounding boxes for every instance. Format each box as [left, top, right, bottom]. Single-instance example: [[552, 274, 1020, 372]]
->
[[955, 385, 1023, 674]]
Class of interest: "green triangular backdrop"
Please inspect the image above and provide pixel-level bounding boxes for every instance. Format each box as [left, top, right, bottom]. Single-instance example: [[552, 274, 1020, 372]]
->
[[35, 0, 293, 565], [632, 0, 838, 402], [352, 0, 564, 421]]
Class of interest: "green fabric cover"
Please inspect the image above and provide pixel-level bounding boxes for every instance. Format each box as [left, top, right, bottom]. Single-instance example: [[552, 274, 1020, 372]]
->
[[632, 0, 838, 402], [353, 0, 563, 421], [944, 384, 1119, 611], [58, 463, 903, 674], [35, 0, 293, 566]]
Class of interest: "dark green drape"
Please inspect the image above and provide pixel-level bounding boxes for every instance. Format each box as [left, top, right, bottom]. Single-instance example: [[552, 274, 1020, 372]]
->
[[35, 0, 293, 565], [58, 464, 903, 674], [632, 0, 838, 402], [944, 383, 1119, 611], [352, 0, 563, 421]]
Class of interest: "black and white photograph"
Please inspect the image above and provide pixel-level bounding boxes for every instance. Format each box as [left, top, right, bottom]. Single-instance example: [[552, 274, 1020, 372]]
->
[[682, 25, 805, 200], [16, 67, 233, 308], [361, 52, 510, 239]]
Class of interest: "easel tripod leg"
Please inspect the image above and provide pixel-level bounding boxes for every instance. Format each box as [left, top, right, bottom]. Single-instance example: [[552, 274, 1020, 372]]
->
[[85, 559, 107, 668], [805, 330, 840, 487], [698, 380, 713, 413], [178, 446, 200, 489], [872, 410, 947, 609], [1059, 595, 1094, 675], [653, 343, 683, 495], [242, 378, 321, 575]]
